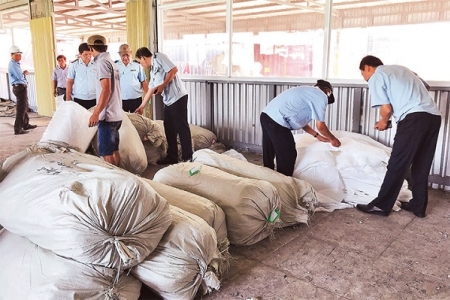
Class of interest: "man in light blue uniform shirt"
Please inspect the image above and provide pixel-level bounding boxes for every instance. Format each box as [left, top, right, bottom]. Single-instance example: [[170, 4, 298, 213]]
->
[[116, 44, 148, 112], [356, 55, 441, 218], [135, 47, 193, 164], [52, 54, 68, 100], [66, 43, 97, 110], [8, 45, 37, 135], [261, 80, 341, 176]]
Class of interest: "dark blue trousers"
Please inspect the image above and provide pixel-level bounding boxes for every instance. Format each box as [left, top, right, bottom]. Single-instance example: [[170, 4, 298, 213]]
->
[[260, 112, 297, 176], [371, 112, 441, 215], [164, 95, 193, 161]]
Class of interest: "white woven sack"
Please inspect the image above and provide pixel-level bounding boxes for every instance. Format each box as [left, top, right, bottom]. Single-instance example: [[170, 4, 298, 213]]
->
[[0, 229, 142, 300], [132, 206, 222, 300], [126, 113, 167, 164], [193, 149, 318, 226], [40, 101, 97, 152], [141, 178, 229, 252], [153, 162, 281, 246], [0, 144, 172, 269], [118, 112, 148, 174]]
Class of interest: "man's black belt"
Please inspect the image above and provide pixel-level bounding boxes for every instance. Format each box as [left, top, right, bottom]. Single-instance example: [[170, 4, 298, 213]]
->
[[12, 83, 27, 87]]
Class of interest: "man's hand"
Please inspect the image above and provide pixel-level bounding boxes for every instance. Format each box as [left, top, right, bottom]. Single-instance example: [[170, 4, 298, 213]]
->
[[153, 85, 163, 95], [134, 106, 144, 115], [88, 113, 99, 127], [330, 138, 341, 147], [53, 89, 58, 97], [374, 120, 390, 131]]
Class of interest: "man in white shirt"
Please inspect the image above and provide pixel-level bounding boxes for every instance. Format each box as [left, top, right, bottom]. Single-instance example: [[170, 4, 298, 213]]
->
[[52, 55, 68, 100]]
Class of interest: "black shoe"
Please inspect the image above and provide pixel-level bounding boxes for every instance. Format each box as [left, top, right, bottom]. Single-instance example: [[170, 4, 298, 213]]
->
[[14, 129, 29, 135], [182, 158, 193, 163], [157, 157, 178, 165], [356, 204, 389, 216], [24, 124, 37, 130], [400, 202, 426, 218]]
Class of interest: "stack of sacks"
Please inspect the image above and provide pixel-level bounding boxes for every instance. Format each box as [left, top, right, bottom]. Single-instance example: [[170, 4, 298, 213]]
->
[[40, 101, 97, 152], [0, 229, 142, 299], [153, 162, 281, 246], [141, 178, 229, 253], [293, 131, 412, 211], [126, 113, 167, 164], [0, 144, 172, 270], [132, 205, 224, 300], [193, 149, 318, 226]]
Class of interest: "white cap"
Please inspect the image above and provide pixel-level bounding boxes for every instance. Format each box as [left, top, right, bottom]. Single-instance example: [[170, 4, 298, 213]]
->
[[10, 45, 22, 54]]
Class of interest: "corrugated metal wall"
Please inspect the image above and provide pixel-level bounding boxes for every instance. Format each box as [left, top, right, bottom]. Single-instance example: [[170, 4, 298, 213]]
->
[[184, 79, 450, 190]]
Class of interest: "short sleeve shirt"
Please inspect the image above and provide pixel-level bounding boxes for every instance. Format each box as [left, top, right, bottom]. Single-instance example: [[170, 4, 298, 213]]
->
[[262, 86, 328, 130], [368, 65, 441, 122], [117, 60, 147, 99], [150, 52, 187, 106], [94, 52, 122, 122], [67, 58, 97, 100], [52, 65, 69, 88], [8, 59, 27, 85]]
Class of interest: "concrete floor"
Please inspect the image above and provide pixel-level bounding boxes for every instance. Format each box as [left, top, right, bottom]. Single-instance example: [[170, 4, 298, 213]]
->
[[1, 113, 450, 300]]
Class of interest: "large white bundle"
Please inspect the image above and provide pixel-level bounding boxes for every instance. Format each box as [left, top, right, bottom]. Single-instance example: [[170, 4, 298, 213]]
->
[[141, 178, 229, 251], [132, 206, 223, 300], [293, 131, 412, 211], [153, 162, 281, 245], [0, 229, 142, 300], [193, 149, 318, 226], [126, 113, 167, 164], [40, 101, 97, 152], [118, 112, 148, 174], [0, 144, 172, 269], [91, 111, 148, 174]]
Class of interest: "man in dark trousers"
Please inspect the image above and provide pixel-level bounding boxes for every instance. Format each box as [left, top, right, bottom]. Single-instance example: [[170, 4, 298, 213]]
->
[[135, 47, 192, 164], [8, 45, 37, 135], [356, 55, 441, 218], [260, 80, 341, 176]]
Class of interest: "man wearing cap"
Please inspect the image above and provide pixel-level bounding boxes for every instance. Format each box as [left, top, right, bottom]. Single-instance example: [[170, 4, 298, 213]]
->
[[66, 43, 97, 109], [86, 35, 122, 167], [135, 47, 193, 164], [356, 55, 441, 217], [260, 80, 341, 176], [52, 55, 69, 100], [116, 44, 148, 112], [8, 45, 37, 135]]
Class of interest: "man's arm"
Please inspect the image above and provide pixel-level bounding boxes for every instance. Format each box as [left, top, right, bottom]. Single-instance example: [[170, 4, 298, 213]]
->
[[135, 86, 156, 115], [66, 79, 74, 100], [141, 80, 149, 94], [53, 80, 58, 97], [315, 121, 341, 147], [154, 67, 178, 95], [89, 78, 111, 127], [375, 104, 392, 131]]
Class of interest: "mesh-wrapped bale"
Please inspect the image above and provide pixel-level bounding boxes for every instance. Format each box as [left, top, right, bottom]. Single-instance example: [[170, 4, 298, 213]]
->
[[0, 229, 142, 300], [40, 101, 97, 153], [132, 206, 223, 300], [126, 113, 167, 164], [193, 149, 318, 226], [141, 178, 229, 252], [0, 144, 172, 269], [153, 162, 281, 246]]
